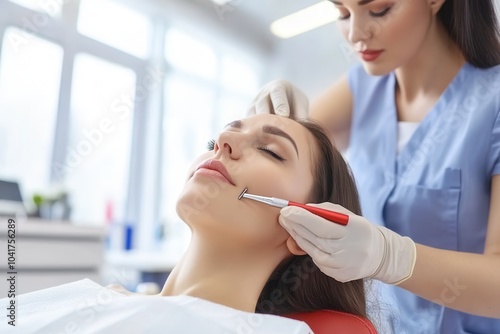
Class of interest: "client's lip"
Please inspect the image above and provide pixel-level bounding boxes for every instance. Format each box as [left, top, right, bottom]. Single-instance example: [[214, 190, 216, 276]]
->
[[195, 159, 235, 185]]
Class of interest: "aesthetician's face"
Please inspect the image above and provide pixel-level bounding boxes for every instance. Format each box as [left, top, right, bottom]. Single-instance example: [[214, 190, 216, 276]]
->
[[332, 0, 436, 75], [176, 114, 316, 251]]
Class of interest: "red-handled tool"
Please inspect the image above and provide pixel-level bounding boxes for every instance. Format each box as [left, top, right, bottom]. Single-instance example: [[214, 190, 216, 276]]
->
[[238, 188, 349, 226]]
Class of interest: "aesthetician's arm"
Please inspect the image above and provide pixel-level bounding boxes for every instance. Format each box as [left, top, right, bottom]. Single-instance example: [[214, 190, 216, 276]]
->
[[396, 175, 500, 317], [279, 176, 500, 318]]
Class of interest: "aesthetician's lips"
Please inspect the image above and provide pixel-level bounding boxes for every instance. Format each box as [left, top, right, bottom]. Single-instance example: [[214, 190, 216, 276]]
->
[[359, 49, 384, 61], [194, 159, 235, 185]]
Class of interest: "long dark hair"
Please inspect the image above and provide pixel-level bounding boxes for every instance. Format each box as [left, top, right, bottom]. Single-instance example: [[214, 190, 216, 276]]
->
[[437, 0, 500, 68], [256, 120, 366, 318]]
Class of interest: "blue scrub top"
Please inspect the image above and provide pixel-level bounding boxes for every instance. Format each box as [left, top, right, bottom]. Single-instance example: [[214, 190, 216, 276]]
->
[[347, 62, 500, 334]]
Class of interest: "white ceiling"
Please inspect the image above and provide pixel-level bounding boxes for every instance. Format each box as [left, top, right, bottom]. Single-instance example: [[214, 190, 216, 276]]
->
[[163, 0, 329, 45], [127, 0, 306, 51], [227, 0, 324, 26]]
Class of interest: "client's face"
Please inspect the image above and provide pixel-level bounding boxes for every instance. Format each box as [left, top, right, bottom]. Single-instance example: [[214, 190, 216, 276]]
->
[[176, 114, 316, 252]]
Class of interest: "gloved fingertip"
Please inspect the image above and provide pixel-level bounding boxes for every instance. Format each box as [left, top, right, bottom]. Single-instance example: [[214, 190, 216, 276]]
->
[[275, 106, 290, 117], [278, 217, 288, 229], [279, 221, 295, 238], [280, 206, 303, 217]]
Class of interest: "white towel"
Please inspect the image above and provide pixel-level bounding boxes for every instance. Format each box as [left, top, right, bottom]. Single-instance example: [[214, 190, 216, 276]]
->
[[0, 279, 313, 334]]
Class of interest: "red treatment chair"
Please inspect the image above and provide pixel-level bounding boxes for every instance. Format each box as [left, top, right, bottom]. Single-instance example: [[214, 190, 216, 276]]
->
[[285, 310, 378, 334]]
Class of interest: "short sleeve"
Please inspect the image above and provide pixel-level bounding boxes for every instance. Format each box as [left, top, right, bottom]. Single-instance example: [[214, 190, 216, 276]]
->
[[489, 108, 500, 176]]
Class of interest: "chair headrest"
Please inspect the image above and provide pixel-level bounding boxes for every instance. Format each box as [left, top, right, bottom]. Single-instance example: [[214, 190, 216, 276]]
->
[[284, 310, 377, 334]]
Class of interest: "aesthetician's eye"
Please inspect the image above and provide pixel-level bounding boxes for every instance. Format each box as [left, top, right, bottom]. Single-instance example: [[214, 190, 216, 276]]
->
[[328, 1, 350, 20], [370, 7, 391, 17], [336, 8, 350, 20], [258, 146, 285, 161], [338, 13, 350, 20], [207, 139, 215, 151]]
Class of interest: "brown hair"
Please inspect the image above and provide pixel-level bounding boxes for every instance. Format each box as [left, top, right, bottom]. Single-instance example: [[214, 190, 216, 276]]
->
[[437, 0, 500, 68], [256, 120, 366, 318]]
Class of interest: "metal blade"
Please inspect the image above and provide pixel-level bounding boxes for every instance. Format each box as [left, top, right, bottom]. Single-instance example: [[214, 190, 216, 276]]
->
[[242, 193, 285, 208]]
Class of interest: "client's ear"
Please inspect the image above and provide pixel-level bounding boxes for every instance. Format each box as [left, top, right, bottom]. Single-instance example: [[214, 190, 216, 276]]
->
[[286, 236, 307, 256]]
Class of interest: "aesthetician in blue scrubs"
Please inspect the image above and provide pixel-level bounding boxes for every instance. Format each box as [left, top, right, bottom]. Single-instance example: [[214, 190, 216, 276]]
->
[[249, 0, 500, 333]]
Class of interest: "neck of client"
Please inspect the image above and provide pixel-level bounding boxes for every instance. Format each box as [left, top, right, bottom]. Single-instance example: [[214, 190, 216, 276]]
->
[[160, 230, 290, 313]]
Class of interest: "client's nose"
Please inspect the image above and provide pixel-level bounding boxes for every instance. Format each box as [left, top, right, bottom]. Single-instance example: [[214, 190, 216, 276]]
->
[[216, 131, 242, 160]]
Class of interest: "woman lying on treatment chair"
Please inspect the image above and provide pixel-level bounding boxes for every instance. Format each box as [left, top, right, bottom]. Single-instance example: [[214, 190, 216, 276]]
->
[[0, 114, 375, 333]]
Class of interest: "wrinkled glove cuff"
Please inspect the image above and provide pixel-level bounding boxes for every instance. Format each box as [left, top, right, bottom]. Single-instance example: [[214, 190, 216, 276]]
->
[[370, 226, 417, 285]]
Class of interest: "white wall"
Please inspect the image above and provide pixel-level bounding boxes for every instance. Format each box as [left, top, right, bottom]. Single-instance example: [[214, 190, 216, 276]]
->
[[265, 23, 355, 100]]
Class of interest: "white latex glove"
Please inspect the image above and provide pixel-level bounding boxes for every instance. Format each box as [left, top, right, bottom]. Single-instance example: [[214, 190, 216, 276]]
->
[[279, 203, 417, 285], [246, 79, 309, 119]]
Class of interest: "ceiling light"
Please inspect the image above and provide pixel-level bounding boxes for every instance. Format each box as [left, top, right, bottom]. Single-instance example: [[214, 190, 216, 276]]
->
[[270, 1, 340, 39]]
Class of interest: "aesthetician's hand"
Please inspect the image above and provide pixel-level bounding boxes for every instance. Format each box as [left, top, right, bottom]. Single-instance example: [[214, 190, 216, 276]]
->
[[246, 80, 309, 119], [279, 203, 417, 284]]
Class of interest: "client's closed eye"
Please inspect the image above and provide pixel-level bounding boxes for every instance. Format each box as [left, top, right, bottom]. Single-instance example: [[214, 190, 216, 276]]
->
[[258, 146, 285, 161], [207, 138, 284, 161]]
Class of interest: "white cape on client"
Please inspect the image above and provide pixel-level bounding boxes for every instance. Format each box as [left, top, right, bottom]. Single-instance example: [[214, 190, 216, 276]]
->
[[0, 279, 313, 334]]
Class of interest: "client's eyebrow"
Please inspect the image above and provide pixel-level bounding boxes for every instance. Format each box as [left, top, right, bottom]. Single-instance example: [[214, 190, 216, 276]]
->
[[225, 120, 242, 128], [263, 125, 299, 158], [224, 120, 299, 158]]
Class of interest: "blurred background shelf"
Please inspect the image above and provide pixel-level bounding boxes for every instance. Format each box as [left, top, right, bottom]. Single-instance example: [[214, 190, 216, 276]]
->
[[0, 219, 105, 296]]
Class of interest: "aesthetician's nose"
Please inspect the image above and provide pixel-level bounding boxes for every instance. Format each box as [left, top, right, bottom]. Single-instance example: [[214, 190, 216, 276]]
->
[[214, 131, 243, 160], [348, 15, 371, 46]]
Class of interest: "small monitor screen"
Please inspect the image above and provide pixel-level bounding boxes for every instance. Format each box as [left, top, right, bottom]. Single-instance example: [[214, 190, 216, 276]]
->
[[0, 180, 26, 216], [0, 180, 23, 202]]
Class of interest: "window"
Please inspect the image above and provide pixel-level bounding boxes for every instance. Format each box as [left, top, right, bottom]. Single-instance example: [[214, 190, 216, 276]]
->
[[217, 54, 259, 129], [63, 53, 136, 224], [164, 28, 217, 81], [161, 73, 216, 244], [220, 55, 259, 95], [0, 27, 63, 198], [0, 1, 264, 251], [160, 28, 261, 250], [78, 0, 152, 59], [8, 0, 62, 17]]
